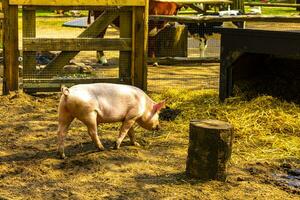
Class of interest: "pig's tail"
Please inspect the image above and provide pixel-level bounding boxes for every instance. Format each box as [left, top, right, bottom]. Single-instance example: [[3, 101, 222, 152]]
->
[[61, 85, 70, 96]]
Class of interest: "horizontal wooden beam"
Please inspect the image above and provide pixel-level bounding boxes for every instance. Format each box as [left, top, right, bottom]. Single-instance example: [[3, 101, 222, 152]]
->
[[153, 0, 232, 3], [148, 56, 220, 65], [9, 0, 145, 6], [245, 2, 300, 8], [23, 77, 131, 93], [149, 14, 300, 23], [23, 6, 132, 11], [23, 38, 132, 51]]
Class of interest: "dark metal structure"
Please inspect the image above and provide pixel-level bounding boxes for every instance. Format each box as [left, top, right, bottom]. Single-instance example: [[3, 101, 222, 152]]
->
[[218, 28, 300, 102]]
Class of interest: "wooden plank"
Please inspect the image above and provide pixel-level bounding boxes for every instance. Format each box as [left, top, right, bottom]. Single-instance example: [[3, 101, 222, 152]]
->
[[23, 38, 132, 51], [131, 7, 136, 85], [149, 15, 300, 23], [3, 0, 19, 94], [22, 8, 36, 79], [143, 2, 148, 91], [23, 77, 131, 84], [153, 0, 232, 3], [119, 11, 132, 81], [23, 6, 132, 11], [245, 2, 300, 8], [232, 0, 244, 13], [38, 10, 119, 78], [147, 56, 220, 65], [23, 77, 131, 93], [9, 0, 146, 6], [133, 6, 147, 90]]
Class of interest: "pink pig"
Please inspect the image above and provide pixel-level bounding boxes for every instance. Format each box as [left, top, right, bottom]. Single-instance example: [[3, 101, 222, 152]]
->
[[57, 83, 165, 158]]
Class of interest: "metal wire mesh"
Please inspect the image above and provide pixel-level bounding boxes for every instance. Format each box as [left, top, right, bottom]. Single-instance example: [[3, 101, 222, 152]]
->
[[22, 8, 122, 88], [147, 21, 220, 93]]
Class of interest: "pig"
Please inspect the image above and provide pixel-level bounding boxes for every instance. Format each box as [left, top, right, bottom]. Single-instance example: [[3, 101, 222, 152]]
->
[[57, 83, 166, 159]]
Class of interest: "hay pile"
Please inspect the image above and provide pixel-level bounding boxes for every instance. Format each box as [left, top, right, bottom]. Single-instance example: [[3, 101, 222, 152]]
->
[[152, 88, 300, 165]]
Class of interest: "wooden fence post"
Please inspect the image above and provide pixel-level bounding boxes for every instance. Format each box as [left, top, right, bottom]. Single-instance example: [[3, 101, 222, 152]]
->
[[2, 0, 19, 94], [232, 0, 245, 12], [120, 10, 132, 83], [132, 1, 148, 91]]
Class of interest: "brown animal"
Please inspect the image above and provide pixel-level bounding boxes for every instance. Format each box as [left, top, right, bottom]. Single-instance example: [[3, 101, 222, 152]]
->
[[87, 0, 182, 66]]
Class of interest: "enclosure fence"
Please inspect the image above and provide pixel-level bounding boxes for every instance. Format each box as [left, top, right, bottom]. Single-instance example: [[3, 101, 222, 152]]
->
[[2, 0, 148, 94]]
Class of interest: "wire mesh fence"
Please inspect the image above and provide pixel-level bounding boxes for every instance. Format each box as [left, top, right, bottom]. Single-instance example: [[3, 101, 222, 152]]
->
[[147, 21, 221, 93], [2, 5, 300, 94], [22, 9, 121, 81]]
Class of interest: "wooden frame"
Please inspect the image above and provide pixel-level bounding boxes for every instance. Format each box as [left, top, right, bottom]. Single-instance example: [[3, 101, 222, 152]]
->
[[3, 0, 18, 94], [244, 2, 300, 8], [218, 28, 300, 101], [3, 0, 147, 93], [9, 0, 146, 6], [23, 38, 132, 51], [149, 14, 300, 23]]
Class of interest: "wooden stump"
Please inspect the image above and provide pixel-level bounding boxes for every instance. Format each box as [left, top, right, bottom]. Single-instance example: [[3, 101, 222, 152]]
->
[[186, 119, 233, 181]]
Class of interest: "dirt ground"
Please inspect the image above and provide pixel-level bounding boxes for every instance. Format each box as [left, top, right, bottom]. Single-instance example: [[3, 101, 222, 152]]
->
[[0, 90, 299, 200], [0, 17, 300, 199]]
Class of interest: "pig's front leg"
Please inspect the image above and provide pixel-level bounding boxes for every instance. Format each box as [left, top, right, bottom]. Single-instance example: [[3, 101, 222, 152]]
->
[[115, 119, 136, 149], [128, 127, 141, 147]]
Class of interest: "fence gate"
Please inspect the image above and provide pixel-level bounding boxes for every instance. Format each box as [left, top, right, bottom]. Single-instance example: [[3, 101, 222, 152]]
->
[[5, 0, 148, 93]]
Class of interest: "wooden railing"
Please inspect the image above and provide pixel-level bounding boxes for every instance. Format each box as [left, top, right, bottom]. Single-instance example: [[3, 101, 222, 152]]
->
[[2, 0, 148, 94], [244, 2, 300, 8]]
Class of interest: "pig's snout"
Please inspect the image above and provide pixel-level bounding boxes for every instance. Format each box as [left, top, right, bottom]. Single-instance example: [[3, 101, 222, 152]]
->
[[153, 124, 161, 131]]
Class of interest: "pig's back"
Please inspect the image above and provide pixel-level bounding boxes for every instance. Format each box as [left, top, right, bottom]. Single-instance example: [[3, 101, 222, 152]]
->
[[69, 83, 147, 100], [68, 83, 151, 122]]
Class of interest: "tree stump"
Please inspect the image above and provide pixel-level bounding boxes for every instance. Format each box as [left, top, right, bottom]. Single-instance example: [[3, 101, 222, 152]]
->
[[186, 119, 233, 181]]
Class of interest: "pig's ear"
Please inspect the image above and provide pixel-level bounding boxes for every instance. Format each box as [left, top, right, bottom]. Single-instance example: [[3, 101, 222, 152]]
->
[[153, 100, 166, 113]]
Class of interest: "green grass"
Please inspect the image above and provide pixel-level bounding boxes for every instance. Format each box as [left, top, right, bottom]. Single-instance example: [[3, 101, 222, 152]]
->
[[245, 6, 300, 15]]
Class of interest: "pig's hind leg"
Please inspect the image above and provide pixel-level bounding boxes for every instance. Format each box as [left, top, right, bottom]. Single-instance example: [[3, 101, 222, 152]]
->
[[128, 127, 141, 147], [82, 112, 105, 151], [57, 114, 74, 159], [115, 119, 136, 149]]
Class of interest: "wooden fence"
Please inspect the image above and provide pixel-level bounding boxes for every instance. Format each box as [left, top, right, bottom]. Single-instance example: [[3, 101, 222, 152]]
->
[[244, 2, 300, 8], [0, 1, 3, 45], [2, 0, 148, 94], [149, 14, 300, 23]]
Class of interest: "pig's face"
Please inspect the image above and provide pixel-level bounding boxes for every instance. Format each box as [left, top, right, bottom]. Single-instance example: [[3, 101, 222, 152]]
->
[[141, 100, 166, 131]]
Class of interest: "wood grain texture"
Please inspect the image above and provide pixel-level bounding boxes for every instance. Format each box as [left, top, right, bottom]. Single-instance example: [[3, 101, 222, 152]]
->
[[9, 0, 145, 6]]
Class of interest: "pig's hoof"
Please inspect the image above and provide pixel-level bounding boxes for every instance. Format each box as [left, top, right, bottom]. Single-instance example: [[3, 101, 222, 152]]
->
[[98, 146, 105, 151], [58, 152, 66, 159], [152, 62, 159, 67], [114, 142, 120, 150], [132, 142, 141, 147]]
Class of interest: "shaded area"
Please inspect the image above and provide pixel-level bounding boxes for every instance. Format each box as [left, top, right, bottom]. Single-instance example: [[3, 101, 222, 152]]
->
[[232, 53, 300, 104]]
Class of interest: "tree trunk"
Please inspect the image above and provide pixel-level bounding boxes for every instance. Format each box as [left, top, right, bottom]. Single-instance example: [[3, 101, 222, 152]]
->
[[186, 119, 233, 181]]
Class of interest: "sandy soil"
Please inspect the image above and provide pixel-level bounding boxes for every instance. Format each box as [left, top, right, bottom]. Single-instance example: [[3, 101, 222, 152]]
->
[[0, 17, 300, 199], [0, 91, 299, 200]]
